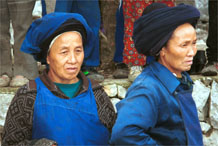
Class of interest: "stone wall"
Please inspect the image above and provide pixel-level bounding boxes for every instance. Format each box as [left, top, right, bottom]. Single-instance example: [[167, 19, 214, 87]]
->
[[0, 76, 217, 145]]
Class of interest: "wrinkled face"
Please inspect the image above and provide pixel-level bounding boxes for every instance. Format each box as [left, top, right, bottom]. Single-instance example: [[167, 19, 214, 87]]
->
[[159, 23, 197, 77], [47, 31, 84, 84]]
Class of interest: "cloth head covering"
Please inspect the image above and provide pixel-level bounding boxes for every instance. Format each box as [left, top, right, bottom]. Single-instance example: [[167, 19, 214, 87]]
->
[[133, 3, 200, 56], [21, 12, 95, 64]]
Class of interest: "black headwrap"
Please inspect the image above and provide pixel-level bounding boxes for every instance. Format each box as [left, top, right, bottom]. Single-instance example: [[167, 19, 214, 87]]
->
[[37, 18, 87, 64], [133, 3, 200, 56]]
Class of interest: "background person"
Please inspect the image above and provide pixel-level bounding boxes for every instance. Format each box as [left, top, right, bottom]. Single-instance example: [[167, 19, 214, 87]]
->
[[201, 0, 218, 76], [0, 0, 38, 87], [110, 3, 203, 145], [122, 0, 175, 81], [2, 12, 116, 146]]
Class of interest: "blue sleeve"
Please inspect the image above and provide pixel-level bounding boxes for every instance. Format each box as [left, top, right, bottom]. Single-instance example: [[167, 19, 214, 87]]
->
[[110, 83, 159, 145]]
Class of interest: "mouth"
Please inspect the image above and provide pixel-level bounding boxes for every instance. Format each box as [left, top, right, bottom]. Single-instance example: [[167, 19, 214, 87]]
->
[[185, 60, 193, 65], [66, 67, 78, 73]]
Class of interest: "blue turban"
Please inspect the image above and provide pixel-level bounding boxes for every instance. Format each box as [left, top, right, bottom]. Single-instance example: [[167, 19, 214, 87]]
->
[[21, 12, 95, 64], [133, 4, 200, 56]]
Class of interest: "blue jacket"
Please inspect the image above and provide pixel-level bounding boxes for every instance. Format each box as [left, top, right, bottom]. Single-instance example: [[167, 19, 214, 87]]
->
[[110, 62, 203, 145]]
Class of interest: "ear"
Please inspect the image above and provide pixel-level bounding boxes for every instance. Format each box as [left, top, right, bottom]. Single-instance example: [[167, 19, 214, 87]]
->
[[160, 46, 166, 57], [46, 56, 50, 65]]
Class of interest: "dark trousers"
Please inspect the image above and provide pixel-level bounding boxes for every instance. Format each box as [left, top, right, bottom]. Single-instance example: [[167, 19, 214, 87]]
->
[[55, 0, 101, 67], [113, 3, 124, 63], [206, 0, 218, 63], [0, 0, 38, 79]]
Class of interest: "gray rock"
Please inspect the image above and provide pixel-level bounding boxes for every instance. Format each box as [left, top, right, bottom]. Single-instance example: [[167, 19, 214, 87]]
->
[[103, 84, 117, 97], [0, 94, 14, 128], [202, 77, 213, 87], [202, 64, 218, 76], [113, 69, 128, 79], [192, 80, 210, 121], [101, 78, 131, 89], [0, 75, 10, 87], [87, 74, 104, 82], [196, 40, 207, 51], [203, 130, 218, 146], [32, 0, 42, 18], [110, 98, 121, 113], [9, 75, 29, 87], [200, 122, 211, 134], [210, 81, 218, 129], [128, 66, 142, 82], [117, 85, 127, 99]]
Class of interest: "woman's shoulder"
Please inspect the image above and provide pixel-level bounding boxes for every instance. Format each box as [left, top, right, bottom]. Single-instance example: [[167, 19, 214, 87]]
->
[[12, 81, 37, 107]]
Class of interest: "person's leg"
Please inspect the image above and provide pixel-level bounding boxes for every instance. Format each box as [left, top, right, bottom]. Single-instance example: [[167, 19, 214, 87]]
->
[[71, 0, 101, 67], [201, 0, 218, 76], [206, 0, 217, 64], [114, 2, 124, 63], [0, 0, 13, 77], [8, 0, 38, 80], [122, 0, 148, 67], [55, 0, 73, 13], [41, 0, 47, 16]]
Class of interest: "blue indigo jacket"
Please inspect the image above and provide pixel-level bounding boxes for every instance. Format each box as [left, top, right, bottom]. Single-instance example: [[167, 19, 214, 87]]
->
[[110, 62, 203, 145]]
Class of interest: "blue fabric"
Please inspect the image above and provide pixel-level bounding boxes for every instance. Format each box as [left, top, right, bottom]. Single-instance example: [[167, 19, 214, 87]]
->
[[110, 62, 203, 145], [146, 56, 155, 64], [20, 12, 95, 64], [41, 0, 46, 16], [32, 77, 110, 145], [113, 1, 124, 63], [176, 90, 203, 145], [133, 4, 200, 56], [55, 0, 100, 67]]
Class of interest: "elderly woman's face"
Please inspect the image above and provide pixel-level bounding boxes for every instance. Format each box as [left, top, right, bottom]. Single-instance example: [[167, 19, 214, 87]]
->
[[159, 23, 197, 77], [46, 31, 84, 84]]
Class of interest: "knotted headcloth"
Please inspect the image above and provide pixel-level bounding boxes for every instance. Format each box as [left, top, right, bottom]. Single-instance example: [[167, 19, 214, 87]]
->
[[133, 3, 200, 56], [21, 12, 94, 64]]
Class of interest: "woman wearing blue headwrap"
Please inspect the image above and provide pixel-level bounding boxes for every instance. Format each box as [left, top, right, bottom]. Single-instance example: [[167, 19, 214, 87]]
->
[[110, 3, 203, 145], [2, 12, 116, 146]]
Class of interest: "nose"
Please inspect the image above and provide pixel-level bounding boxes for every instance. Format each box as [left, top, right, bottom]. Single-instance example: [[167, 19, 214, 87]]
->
[[187, 45, 197, 57], [68, 52, 77, 63]]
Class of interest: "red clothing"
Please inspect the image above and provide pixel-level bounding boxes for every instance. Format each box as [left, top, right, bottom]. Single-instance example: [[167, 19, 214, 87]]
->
[[123, 0, 175, 66]]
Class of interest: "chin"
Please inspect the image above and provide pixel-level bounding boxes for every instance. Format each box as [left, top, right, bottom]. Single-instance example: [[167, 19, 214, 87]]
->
[[183, 67, 191, 72]]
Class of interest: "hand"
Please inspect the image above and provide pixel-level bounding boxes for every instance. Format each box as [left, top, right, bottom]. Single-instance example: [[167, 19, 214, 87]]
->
[[30, 138, 57, 146]]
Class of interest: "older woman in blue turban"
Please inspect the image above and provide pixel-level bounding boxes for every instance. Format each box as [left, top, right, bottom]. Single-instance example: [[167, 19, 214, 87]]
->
[[2, 12, 116, 146], [110, 3, 203, 145]]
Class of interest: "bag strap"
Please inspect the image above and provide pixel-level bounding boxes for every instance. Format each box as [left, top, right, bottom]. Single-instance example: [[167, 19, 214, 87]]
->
[[28, 80, 37, 90]]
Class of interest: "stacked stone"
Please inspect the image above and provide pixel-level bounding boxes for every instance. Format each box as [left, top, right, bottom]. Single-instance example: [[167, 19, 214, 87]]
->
[[0, 76, 218, 145], [192, 76, 218, 145]]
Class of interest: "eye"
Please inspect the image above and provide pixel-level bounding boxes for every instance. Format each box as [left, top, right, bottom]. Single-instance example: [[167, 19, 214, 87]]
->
[[192, 41, 197, 45], [75, 48, 83, 53], [181, 43, 188, 47], [60, 50, 68, 55]]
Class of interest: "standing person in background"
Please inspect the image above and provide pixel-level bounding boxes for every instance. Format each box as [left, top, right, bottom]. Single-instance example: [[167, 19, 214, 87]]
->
[[55, 0, 102, 77], [0, 0, 38, 87], [112, 0, 129, 79], [122, 0, 175, 81], [110, 3, 203, 145], [201, 0, 218, 76], [2, 12, 116, 146]]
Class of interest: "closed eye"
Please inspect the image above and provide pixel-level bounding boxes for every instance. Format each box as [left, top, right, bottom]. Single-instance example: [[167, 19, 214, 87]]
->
[[192, 41, 197, 45], [75, 47, 83, 53], [60, 50, 68, 55]]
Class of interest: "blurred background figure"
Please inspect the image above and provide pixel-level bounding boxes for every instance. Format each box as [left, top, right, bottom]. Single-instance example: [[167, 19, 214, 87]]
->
[[122, 0, 175, 81], [201, 0, 218, 76], [0, 0, 39, 87]]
